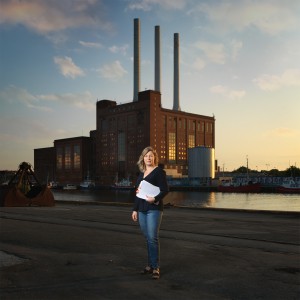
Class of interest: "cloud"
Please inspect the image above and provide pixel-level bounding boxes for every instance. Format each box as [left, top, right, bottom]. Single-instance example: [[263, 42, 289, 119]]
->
[[253, 69, 300, 91], [79, 41, 103, 49], [0, 85, 53, 112], [194, 41, 226, 64], [109, 44, 129, 56], [0, 0, 114, 34], [54, 56, 85, 79], [192, 57, 206, 71], [210, 85, 246, 99], [230, 39, 243, 60], [97, 60, 128, 80], [195, 0, 300, 35], [0, 85, 95, 112], [127, 0, 187, 11], [38, 91, 95, 111], [266, 127, 298, 138]]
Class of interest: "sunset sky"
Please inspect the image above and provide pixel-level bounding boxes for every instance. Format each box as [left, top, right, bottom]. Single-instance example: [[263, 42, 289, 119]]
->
[[1, 0, 299, 171]]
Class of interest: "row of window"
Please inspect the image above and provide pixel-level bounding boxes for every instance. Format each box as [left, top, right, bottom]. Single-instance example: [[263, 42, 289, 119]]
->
[[56, 145, 80, 170], [165, 116, 213, 133], [100, 115, 213, 134]]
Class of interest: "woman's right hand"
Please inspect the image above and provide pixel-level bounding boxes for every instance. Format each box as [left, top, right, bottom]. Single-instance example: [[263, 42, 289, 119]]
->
[[132, 211, 138, 222]]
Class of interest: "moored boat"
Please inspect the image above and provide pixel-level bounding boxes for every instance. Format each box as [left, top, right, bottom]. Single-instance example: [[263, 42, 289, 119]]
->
[[276, 178, 300, 194], [79, 179, 95, 190], [63, 184, 77, 190], [111, 178, 134, 190], [218, 155, 261, 193], [218, 180, 261, 193]]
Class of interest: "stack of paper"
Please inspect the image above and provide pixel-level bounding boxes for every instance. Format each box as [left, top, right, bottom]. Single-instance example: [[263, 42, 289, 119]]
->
[[136, 180, 160, 200]]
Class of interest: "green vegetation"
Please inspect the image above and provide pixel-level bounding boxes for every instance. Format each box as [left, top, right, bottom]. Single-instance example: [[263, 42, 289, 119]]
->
[[232, 166, 300, 177]]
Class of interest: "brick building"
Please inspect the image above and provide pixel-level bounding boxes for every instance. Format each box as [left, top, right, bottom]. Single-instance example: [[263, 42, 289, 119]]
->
[[94, 90, 215, 185], [34, 137, 92, 185], [34, 147, 55, 184], [34, 19, 215, 187]]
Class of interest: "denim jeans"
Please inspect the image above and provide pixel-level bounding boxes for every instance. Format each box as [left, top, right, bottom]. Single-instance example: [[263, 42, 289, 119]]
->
[[138, 210, 163, 269]]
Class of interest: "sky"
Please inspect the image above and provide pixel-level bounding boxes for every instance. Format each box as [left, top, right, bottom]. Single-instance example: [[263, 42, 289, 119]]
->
[[0, 0, 300, 172]]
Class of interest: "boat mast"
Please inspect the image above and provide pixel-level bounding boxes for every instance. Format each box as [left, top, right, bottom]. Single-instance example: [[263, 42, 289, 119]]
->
[[246, 155, 249, 181]]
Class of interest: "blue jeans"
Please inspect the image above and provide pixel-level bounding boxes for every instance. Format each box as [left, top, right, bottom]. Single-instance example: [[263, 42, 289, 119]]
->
[[138, 210, 163, 269]]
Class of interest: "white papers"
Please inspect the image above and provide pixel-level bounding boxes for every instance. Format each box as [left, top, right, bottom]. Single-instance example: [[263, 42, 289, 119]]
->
[[136, 180, 160, 200]]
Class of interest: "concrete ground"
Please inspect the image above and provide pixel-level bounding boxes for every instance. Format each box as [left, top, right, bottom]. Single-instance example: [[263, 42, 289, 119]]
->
[[0, 203, 299, 300]]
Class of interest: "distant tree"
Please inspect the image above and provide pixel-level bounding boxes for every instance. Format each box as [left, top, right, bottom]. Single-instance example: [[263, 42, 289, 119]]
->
[[283, 166, 300, 177], [232, 166, 248, 173], [268, 168, 280, 176]]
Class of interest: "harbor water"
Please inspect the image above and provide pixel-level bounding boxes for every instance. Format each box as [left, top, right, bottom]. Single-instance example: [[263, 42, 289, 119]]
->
[[52, 189, 300, 212]]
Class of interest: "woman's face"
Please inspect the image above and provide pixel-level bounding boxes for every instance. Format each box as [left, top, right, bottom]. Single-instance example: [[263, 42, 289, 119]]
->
[[144, 151, 155, 167]]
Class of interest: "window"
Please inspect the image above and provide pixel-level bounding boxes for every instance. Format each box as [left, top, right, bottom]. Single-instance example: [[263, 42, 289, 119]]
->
[[128, 115, 135, 128], [168, 132, 176, 161], [56, 147, 62, 169], [188, 134, 195, 148], [118, 132, 126, 161], [65, 146, 71, 169], [74, 145, 80, 169]]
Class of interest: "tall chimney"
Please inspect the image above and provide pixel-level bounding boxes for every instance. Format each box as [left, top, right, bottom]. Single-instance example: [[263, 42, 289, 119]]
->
[[173, 33, 181, 111], [154, 25, 161, 92], [133, 18, 140, 101]]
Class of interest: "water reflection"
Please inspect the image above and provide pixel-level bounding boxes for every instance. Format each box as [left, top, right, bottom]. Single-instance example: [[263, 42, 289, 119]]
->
[[52, 190, 300, 212], [164, 191, 216, 208]]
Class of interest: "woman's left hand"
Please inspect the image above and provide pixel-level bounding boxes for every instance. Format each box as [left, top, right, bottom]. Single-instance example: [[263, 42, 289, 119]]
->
[[145, 196, 155, 203]]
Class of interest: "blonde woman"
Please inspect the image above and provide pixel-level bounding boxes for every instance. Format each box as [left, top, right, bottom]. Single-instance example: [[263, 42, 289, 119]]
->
[[132, 146, 169, 279]]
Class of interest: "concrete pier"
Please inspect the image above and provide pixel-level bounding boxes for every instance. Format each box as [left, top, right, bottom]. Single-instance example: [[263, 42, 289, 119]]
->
[[1, 203, 299, 299]]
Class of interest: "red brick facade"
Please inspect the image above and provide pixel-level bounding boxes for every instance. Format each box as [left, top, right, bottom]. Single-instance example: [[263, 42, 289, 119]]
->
[[34, 90, 215, 186], [95, 90, 215, 185]]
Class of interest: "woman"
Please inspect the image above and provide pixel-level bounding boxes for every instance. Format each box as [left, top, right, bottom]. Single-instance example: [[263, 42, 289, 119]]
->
[[132, 146, 169, 280]]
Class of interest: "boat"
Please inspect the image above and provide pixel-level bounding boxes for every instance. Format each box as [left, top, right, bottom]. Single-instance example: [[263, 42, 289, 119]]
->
[[79, 170, 95, 190], [111, 177, 134, 190], [218, 180, 261, 193], [63, 184, 77, 190], [218, 156, 261, 193], [79, 179, 95, 190], [276, 178, 300, 194], [48, 181, 59, 189]]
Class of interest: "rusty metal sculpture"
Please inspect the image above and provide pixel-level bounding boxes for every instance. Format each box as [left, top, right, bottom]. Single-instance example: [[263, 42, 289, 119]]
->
[[0, 162, 55, 207]]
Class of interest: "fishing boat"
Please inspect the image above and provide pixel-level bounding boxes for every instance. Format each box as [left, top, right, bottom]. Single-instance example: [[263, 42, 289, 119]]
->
[[63, 184, 77, 190], [79, 170, 95, 190], [218, 180, 261, 193], [218, 156, 261, 193], [276, 178, 300, 194], [111, 177, 134, 190], [79, 179, 95, 190], [48, 181, 59, 189]]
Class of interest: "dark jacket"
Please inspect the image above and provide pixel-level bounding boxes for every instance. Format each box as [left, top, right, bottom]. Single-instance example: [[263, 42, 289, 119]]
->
[[133, 167, 169, 212]]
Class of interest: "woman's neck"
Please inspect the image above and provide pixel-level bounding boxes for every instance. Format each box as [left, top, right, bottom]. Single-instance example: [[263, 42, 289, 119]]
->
[[144, 165, 155, 174]]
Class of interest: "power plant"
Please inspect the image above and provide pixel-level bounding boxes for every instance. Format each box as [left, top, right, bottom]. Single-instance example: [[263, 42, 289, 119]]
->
[[34, 18, 216, 187]]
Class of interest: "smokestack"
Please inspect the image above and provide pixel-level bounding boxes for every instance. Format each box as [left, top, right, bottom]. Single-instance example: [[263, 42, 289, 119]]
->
[[173, 33, 181, 111], [154, 25, 161, 92], [133, 18, 140, 101]]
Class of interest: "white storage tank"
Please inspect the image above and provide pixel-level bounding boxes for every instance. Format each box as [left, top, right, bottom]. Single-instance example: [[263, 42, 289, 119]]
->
[[188, 147, 215, 178]]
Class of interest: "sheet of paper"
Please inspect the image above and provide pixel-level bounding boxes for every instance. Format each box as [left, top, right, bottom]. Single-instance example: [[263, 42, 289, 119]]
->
[[136, 180, 160, 200]]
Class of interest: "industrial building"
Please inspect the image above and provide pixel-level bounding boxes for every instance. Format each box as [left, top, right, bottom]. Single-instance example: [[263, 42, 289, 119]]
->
[[34, 19, 216, 187]]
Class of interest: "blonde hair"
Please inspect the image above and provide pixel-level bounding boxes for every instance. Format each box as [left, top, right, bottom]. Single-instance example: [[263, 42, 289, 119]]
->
[[137, 146, 158, 172]]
